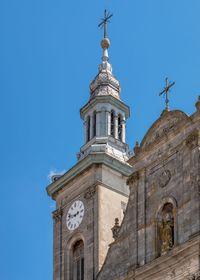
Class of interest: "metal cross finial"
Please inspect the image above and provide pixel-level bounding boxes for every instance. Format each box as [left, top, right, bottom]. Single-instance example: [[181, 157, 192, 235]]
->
[[98, 9, 113, 38], [159, 78, 175, 111]]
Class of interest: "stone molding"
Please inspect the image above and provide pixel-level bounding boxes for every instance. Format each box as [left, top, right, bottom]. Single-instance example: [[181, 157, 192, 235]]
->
[[46, 153, 132, 198], [84, 185, 96, 200], [157, 169, 171, 188], [80, 95, 130, 119], [52, 207, 63, 222], [78, 134, 132, 162]]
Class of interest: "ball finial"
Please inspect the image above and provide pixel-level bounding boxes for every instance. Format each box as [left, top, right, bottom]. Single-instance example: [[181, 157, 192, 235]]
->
[[101, 38, 110, 49]]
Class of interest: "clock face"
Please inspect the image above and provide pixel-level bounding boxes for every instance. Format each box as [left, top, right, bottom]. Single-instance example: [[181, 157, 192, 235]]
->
[[66, 200, 85, 231]]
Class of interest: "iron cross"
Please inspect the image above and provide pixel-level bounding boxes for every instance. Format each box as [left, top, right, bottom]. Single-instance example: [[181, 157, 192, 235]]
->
[[159, 78, 175, 111], [98, 10, 113, 38]]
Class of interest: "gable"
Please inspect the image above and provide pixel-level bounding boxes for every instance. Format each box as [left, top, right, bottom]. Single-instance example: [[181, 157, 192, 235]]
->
[[140, 110, 191, 152]]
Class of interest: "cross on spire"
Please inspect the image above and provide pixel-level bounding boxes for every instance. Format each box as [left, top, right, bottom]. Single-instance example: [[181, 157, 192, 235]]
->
[[159, 78, 175, 111], [98, 9, 113, 38]]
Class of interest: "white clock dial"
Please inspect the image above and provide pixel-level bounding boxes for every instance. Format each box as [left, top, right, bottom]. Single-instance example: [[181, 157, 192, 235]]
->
[[66, 200, 85, 231]]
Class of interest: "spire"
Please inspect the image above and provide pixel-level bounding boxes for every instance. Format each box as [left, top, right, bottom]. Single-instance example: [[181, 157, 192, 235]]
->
[[90, 10, 120, 100], [98, 10, 113, 73], [78, 11, 131, 162], [99, 37, 112, 73]]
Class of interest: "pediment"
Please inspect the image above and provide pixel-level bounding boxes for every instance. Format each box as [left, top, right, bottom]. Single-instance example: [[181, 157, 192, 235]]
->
[[140, 110, 191, 151]]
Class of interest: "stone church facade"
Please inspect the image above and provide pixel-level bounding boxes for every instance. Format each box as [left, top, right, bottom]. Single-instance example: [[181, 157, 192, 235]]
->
[[46, 23, 200, 280]]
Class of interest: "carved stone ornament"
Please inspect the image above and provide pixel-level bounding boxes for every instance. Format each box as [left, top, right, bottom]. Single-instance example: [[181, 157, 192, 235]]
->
[[52, 207, 63, 222], [111, 218, 120, 240], [158, 169, 171, 188], [158, 218, 174, 254], [188, 271, 200, 280], [186, 131, 199, 150], [195, 96, 200, 111], [127, 171, 139, 186], [142, 117, 179, 151], [84, 186, 96, 200], [133, 141, 140, 156]]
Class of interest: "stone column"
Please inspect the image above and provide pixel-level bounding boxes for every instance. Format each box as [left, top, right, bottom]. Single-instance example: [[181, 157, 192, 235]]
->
[[101, 109, 106, 136], [107, 111, 111, 136], [114, 114, 118, 139], [121, 117, 126, 143], [85, 117, 90, 143], [90, 114, 94, 140], [96, 111, 101, 137]]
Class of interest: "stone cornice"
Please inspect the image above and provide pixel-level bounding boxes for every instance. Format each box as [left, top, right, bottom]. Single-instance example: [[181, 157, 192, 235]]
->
[[80, 95, 130, 119], [46, 153, 132, 199], [80, 135, 129, 153], [128, 125, 200, 169], [185, 129, 200, 149], [127, 171, 140, 185], [52, 208, 63, 222], [134, 235, 200, 279]]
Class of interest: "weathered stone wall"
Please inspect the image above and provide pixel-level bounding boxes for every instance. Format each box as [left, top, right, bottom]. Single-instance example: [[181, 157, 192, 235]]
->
[[98, 185, 128, 270], [97, 108, 200, 280], [96, 173, 138, 279], [51, 161, 130, 280], [53, 164, 101, 280]]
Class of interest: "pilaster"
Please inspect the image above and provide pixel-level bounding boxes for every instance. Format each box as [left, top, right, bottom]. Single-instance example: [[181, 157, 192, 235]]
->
[[52, 208, 63, 280]]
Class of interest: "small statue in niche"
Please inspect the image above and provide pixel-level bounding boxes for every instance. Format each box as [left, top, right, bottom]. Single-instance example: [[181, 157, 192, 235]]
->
[[111, 218, 120, 240], [158, 203, 174, 255]]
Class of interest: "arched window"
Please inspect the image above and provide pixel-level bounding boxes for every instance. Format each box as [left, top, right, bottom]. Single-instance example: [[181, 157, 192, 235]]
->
[[72, 240, 84, 280], [86, 116, 90, 142], [111, 110, 115, 137], [93, 111, 96, 137], [118, 114, 122, 141], [157, 203, 174, 256]]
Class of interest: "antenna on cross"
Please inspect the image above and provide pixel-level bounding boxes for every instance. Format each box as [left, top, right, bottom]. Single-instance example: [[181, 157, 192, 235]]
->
[[98, 9, 113, 38], [159, 77, 175, 111]]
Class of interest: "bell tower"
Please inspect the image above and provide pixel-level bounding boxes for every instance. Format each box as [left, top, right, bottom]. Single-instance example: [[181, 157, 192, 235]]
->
[[47, 11, 132, 280], [78, 13, 130, 162]]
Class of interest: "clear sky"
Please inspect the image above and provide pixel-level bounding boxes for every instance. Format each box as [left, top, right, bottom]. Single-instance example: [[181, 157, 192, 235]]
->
[[1, 0, 200, 279]]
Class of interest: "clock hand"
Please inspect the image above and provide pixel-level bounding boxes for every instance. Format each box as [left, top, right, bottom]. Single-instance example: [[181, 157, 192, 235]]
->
[[73, 211, 80, 218]]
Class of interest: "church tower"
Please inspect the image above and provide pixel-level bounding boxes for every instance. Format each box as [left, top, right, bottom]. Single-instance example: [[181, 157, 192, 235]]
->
[[46, 11, 132, 280], [78, 21, 130, 163]]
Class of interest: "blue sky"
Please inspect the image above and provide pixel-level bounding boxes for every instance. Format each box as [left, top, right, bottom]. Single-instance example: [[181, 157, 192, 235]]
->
[[1, 1, 200, 279]]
